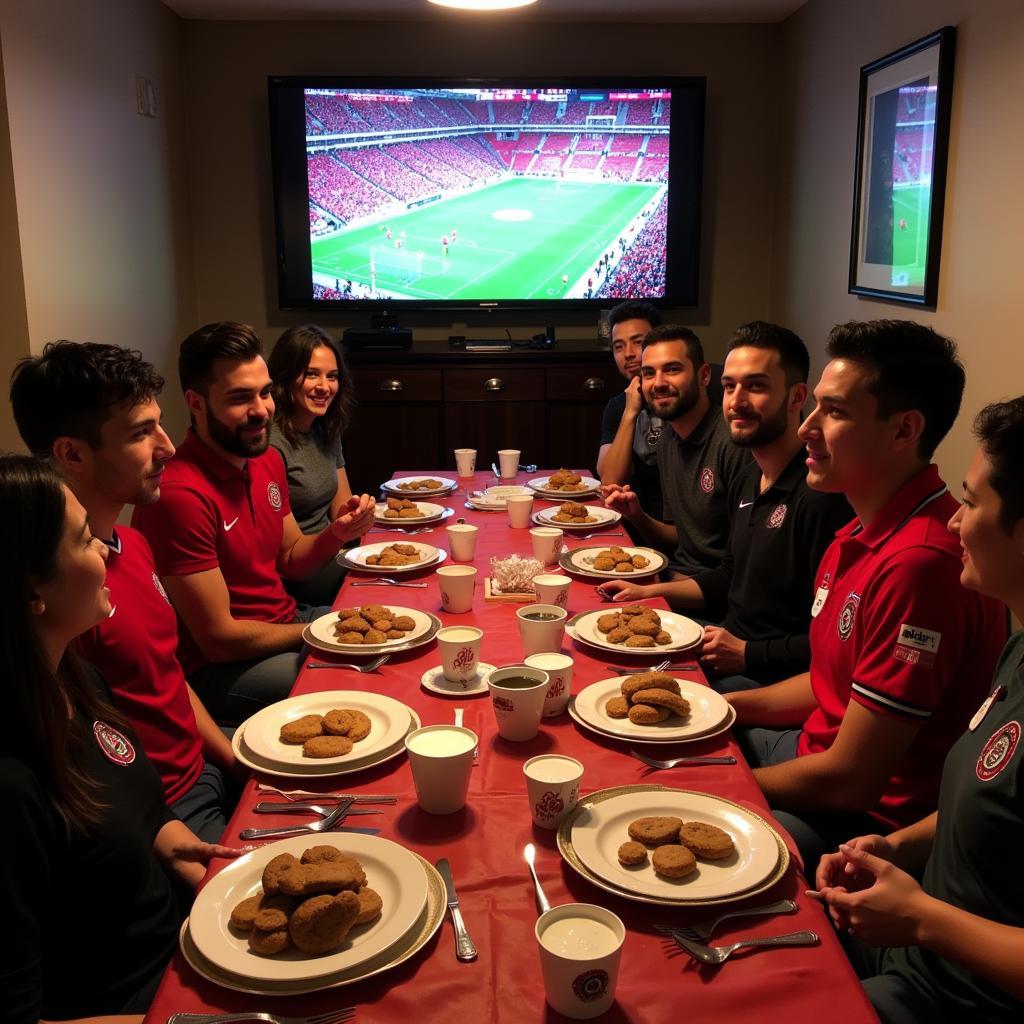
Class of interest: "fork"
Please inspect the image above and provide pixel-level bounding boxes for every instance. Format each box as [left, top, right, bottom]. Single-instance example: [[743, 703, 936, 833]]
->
[[574, 530, 628, 540], [305, 655, 389, 671], [257, 784, 397, 803], [350, 577, 428, 588], [664, 929, 819, 965], [654, 899, 798, 943], [253, 802, 382, 817], [631, 750, 737, 769], [238, 799, 353, 840], [604, 659, 672, 674], [367, 527, 437, 535], [167, 1010, 355, 1024]]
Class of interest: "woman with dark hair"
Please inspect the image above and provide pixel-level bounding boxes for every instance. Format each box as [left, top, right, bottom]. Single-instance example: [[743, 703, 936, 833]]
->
[[268, 325, 357, 605], [0, 455, 239, 1024], [816, 397, 1024, 1023]]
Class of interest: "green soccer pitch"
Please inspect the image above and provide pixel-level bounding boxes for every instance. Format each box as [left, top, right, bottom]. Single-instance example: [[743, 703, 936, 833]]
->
[[891, 183, 930, 288], [310, 177, 662, 300]]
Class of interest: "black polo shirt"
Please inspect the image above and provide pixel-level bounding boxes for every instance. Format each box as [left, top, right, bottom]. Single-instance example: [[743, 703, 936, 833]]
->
[[691, 448, 852, 682]]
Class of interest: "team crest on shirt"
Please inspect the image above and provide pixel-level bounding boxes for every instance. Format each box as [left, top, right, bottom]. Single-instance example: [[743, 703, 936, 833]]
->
[[93, 721, 136, 766], [699, 467, 715, 493], [976, 720, 1020, 782], [268, 482, 283, 511], [766, 503, 788, 529], [152, 572, 171, 605], [837, 593, 860, 642]]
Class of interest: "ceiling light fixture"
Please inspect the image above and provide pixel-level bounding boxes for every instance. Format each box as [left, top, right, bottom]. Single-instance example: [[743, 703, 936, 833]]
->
[[427, 0, 539, 10]]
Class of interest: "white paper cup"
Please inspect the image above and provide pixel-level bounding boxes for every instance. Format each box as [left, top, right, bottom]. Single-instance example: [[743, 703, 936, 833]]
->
[[445, 523, 478, 561], [523, 754, 583, 828], [436, 565, 477, 613], [530, 527, 564, 565], [525, 652, 574, 717], [437, 625, 482, 683], [454, 448, 477, 477], [516, 603, 567, 657], [533, 573, 571, 610], [487, 664, 548, 741], [404, 725, 477, 815], [506, 493, 534, 528], [535, 904, 625, 1019], [497, 448, 521, 479]]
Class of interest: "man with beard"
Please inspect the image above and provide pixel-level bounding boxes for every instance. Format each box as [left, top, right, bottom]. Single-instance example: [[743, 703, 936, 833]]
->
[[603, 325, 751, 607], [134, 322, 375, 724], [601, 322, 851, 688]]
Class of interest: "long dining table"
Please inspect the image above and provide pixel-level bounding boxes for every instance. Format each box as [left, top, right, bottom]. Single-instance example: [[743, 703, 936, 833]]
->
[[144, 468, 878, 1023]]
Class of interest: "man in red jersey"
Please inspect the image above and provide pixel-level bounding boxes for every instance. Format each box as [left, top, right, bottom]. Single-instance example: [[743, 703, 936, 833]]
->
[[727, 320, 1005, 870], [133, 322, 375, 726], [11, 342, 241, 841]]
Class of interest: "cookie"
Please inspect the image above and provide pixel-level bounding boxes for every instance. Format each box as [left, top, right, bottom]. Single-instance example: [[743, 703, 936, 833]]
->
[[229, 893, 263, 930], [248, 926, 291, 955], [652, 844, 697, 879], [301, 845, 344, 865], [355, 886, 384, 925], [679, 821, 735, 860], [624, 634, 656, 648], [628, 815, 684, 847], [617, 841, 648, 866], [606, 627, 632, 644], [597, 613, 621, 634], [342, 709, 372, 742], [605, 695, 630, 719], [655, 631, 672, 645], [622, 673, 680, 700], [253, 894, 296, 932], [303, 735, 354, 758], [322, 709, 353, 736], [278, 861, 362, 897], [289, 891, 361, 954], [630, 688, 691, 718], [280, 714, 324, 744], [627, 703, 670, 725], [262, 852, 302, 895]]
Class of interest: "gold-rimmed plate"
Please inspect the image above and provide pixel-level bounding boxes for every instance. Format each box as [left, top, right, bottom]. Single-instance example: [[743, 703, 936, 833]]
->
[[306, 607, 436, 653], [566, 607, 702, 655], [382, 476, 457, 498], [568, 700, 737, 747], [342, 541, 445, 575], [531, 505, 622, 531], [558, 544, 667, 580], [373, 502, 452, 526], [528, 475, 601, 499], [302, 612, 442, 659]]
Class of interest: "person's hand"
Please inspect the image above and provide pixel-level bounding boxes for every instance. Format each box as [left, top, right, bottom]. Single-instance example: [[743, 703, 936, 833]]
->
[[623, 375, 644, 417], [167, 839, 244, 889], [699, 625, 747, 674], [597, 579, 651, 602], [822, 843, 931, 946], [329, 493, 376, 544], [816, 834, 896, 930], [600, 483, 641, 519]]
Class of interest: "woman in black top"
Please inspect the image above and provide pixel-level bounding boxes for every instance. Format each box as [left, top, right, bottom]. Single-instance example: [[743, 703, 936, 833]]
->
[[0, 456, 240, 1024]]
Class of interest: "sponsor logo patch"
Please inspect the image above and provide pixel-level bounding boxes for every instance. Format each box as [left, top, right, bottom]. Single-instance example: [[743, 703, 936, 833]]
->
[[837, 593, 860, 642], [897, 623, 941, 653], [268, 482, 283, 511], [699, 467, 715, 494], [766, 503, 788, 529], [93, 721, 135, 765], [976, 721, 1020, 782]]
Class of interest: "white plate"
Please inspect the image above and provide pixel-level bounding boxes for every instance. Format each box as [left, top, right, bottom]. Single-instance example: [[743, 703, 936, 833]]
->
[[569, 788, 780, 902], [382, 476, 457, 497], [569, 700, 736, 747], [558, 544, 667, 580], [302, 615, 441, 660], [189, 833, 428, 983], [571, 676, 731, 741], [566, 608, 702, 654], [531, 505, 622, 531], [528, 475, 601, 499], [239, 691, 416, 768], [342, 541, 444, 574], [373, 501, 448, 525], [420, 662, 496, 698], [307, 607, 434, 652], [465, 485, 533, 510]]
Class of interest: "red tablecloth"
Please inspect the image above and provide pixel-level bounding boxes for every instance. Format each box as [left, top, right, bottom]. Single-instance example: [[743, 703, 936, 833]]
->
[[145, 470, 877, 1023]]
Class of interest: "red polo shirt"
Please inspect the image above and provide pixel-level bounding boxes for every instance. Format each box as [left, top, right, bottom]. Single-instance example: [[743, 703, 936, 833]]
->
[[799, 465, 1005, 830], [133, 430, 297, 674], [76, 527, 204, 804]]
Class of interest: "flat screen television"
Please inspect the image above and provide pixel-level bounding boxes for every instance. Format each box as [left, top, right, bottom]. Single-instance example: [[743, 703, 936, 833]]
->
[[268, 76, 705, 312]]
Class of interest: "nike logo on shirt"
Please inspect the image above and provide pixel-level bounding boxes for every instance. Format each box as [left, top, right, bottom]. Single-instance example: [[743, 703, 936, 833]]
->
[[223, 518, 239, 532], [738, 500, 755, 508]]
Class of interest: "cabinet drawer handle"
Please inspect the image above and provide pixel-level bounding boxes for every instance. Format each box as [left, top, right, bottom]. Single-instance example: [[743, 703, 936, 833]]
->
[[379, 379, 404, 392], [483, 377, 506, 392], [583, 377, 606, 392]]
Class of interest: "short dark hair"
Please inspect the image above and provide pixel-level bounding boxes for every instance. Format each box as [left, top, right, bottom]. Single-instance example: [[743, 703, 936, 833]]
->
[[607, 301, 662, 331], [178, 321, 263, 395], [727, 321, 810, 386], [10, 342, 164, 456], [268, 325, 355, 448], [826, 320, 965, 459], [974, 397, 1024, 533], [642, 324, 705, 368]]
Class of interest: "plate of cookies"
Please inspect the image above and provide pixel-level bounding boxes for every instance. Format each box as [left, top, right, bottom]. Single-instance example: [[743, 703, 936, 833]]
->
[[306, 606, 438, 653], [569, 673, 733, 743], [558, 545, 667, 580], [566, 606, 702, 654], [381, 476, 457, 497], [373, 499, 450, 525], [532, 502, 622, 531], [527, 472, 601, 499], [464, 484, 533, 511], [342, 541, 445, 574], [562, 785, 784, 903], [188, 833, 429, 983]]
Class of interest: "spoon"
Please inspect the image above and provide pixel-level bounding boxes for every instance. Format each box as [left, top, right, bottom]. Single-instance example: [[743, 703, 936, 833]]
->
[[523, 843, 551, 915]]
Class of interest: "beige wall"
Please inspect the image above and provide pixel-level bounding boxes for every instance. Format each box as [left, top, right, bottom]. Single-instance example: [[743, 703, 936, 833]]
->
[[0, 0, 196, 444], [773, 0, 1024, 486], [181, 18, 783, 359]]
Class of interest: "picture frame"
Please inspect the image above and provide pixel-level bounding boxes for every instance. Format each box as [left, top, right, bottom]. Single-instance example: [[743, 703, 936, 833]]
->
[[849, 27, 956, 307]]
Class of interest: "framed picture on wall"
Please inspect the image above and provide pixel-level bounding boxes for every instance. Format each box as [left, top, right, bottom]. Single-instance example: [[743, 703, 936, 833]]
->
[[849, 27, 956, 306]]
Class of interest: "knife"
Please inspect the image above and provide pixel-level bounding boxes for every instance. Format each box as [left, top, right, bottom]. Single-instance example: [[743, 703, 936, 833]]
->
[[252, 802, 382, 816], [491, 462, 501, 479], [436, 857, 477, 962]]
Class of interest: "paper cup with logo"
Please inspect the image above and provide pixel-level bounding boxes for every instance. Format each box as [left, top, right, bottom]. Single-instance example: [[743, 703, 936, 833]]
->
[[404, 725, 477, 815], [445, 522, 478, 561], [530, 527, 563, 565], [436, 565, 477, 614], [516, 603, 567, 657], [506, 493, 534, 528], [497, 448, 521, 479], [487, 664, 548, 741], [535, 904, 625, 1019], [525, 652, 574, 717], [437, 625, 482, 683], [454, 448, 477, 477], [533, 573, 571, 610], [524, 754, 583, 828]]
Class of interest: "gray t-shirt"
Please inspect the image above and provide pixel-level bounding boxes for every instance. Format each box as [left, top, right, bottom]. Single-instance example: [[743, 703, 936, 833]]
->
[[656, 405, 752, 577], [600, 391, 664, 521], [268, 422, 346, 534]]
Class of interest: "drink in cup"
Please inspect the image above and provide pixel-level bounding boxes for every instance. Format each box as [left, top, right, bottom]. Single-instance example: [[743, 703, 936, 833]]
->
[[524, 652, 574, 716], [454, 448, 477, 477], [437, 625, 482, 683], [487, 663, 548, 741], [405, 725, 477, 814], [497, 448, 521, 479], [446, 522, 478, 561], [523, 753, 583, 828], [516, 603, 567, 657], [436, 565, 477, 613], [532, 573, 571, 610], [506, 493, 534, 528], [530, 527, 563, 565]]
